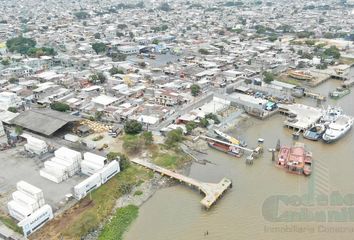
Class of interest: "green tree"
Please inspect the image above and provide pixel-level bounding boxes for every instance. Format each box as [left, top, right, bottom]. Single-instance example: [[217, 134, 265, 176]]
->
[[94, 33, 101, 39], [185, 121, 197, 133], [205, 113, 220, 124], [15, 126, 23, 135], [199, 118, 209, 128], [92, 42, 107, 54], [9, 77, 18, 84], [111, 52, 127, 62], [7, 107, 17, 113], [6, 37, 36, 54], [152, 39, 159, 45], [74, 11, 90, 19], [109, 67, 124, 75], [1, 59, 10, 66], [141, 131, 153, 145], [124, 120, 143, 135], [95, 111, 103, 120], [165, 128, 184, 147], [190, 84, 201, 97], [50, 102, 70, 112], [323, 45, 341, 59], [198, 48, 210, 55], [263, 71, 274, 83], [268, 35, 278, 42], [106, 152, 130, 170], [159, 2, 171, 11]]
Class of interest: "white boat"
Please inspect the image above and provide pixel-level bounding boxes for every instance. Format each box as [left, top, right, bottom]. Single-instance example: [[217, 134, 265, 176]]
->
[[320, 106, 343, 125], [322, 115, 353, 143]]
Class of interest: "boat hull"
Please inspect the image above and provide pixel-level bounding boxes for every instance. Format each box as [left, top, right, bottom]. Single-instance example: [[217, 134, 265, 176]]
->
[[207, 141, 243, 158]]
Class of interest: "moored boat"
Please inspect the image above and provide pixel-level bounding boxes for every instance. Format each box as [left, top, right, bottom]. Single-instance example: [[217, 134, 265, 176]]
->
[[276, 142, 312, 176], [322, 115, 354, 143], [303, 124, 326, 141], [329, 87, 351, 99], [207, 141, 244, 158], [214, 129, 247, 147]]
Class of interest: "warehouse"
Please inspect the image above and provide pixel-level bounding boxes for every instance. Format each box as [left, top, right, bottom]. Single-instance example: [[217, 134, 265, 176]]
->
[[11, 109, 81, 136]]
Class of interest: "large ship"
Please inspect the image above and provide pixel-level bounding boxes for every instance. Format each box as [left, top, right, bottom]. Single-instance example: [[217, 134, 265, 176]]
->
[[322, 115, 353, 143], [320, 106, 343, 125], [276, 142, 312, 176], [207, 140, 244, 158]]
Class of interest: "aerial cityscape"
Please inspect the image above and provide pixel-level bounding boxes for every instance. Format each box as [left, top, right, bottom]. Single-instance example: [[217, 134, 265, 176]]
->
[[0, 0, 353, 239]]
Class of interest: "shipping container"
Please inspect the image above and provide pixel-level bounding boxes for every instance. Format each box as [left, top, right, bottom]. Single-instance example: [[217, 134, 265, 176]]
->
[[18, 204, 53, 237], [64, 134, 80, 143], [39, 168, 65, 183], [47, 158, 78, 177], [83, 152, 107, 167], [7, 200, 33, 222], [80, 160, 103, 176], [12, 191, 40, 212], [54, 147, 82, 162], [16, 181, 44, 201], [73, 173, 101, 200], [98, 160, 120, 184]]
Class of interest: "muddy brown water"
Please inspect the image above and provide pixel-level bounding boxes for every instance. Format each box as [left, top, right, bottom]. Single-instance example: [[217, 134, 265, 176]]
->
[[124, 68, 354, 240]]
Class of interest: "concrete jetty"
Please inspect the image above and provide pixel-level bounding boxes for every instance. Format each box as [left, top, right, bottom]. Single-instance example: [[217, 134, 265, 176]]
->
[[131, 158, 232, 209]]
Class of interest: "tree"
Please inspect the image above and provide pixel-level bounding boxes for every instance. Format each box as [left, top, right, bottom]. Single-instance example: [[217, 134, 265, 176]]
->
[[165, 128, 183, 147], [124, 120, 143, 135], [190, 84, 201, 97], [185, 122, 197, 133], [205, 113, 220, 124], [6, 37, 36, 54], [263, 71, 274, 83], [9, 77, 18, 84], [111, 53, 127, 62], [94, 33, 101, 39], [109, 67, 124, 75], [74, 11, 90, 19], [152, 39, 159, 45], [199, 118, 209, 128], [323, 45, 341, 59], [268, 35, 278, 42], [7, 107, 17, 113], [141, 131, 153, 145], [1, 59, 10, 66], [95, 111, 103, 120], [106, 152, 130, 170], [15, 126, 23, 135], [91, 42, 107, 54], [90, 72, 106, 84], [50, 102, 70, 112], [198, 48, 210, 55]]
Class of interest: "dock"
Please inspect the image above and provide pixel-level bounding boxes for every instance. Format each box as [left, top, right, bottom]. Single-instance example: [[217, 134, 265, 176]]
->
[[131, 158, 232, 209], [279, 104, 323, 131]]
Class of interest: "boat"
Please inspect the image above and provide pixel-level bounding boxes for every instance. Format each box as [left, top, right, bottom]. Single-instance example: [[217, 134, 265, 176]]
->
[[288, 70, 314, 81], [207, 140, 244, 158], [213, 129, 247, 147], [303, 124, 326, 141], [329, 87, 351, 99], [276, 142, 312, 176], [320, 106, 343, 125], [322, 115, 354, 143]]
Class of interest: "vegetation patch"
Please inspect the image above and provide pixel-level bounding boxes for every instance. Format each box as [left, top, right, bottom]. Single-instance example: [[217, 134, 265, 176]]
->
[[98, 205, 138, 240], [0, 214, 22, 234]]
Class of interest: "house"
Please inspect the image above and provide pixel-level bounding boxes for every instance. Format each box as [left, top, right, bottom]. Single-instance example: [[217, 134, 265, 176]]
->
[[155, 89, 181, 106], [91, 95, 119, 109], [0, 91, 22, 110]]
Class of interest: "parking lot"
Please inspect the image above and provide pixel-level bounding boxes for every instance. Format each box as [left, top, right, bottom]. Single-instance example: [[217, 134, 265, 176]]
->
[[0, 145, 86, 213]]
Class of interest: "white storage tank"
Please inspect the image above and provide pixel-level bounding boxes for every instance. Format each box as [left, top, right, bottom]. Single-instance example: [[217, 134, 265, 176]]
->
[[7, 200, 33, 221], [98, 160, 120, 184], [16, 181, 44, 201], [73, 173, 101, 200], [12, 191, 40, 212], [83, 152, 107, 167]]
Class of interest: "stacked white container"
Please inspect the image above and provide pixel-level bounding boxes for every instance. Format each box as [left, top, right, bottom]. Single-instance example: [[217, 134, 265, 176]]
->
[[73, 173, 102, 200], [23, 135, 48, 155], [8, 181, 46, 221], [40, 147, 82, 183], [80, 152, 107, 176]]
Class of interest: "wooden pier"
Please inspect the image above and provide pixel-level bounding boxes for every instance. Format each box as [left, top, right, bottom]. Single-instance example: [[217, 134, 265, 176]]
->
[[131, 158, 232, 209]]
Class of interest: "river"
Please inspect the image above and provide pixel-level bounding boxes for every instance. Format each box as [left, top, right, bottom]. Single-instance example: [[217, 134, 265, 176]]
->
[[124, 68, 354, 240]]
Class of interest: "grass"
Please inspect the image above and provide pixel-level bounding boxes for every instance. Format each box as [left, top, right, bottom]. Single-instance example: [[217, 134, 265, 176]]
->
[[134, 190, 143, 196], [62, 165, 152, 239], [152, 147, 191, 170], [98, 205, 139, 240], [0, 214, 22, 234]]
